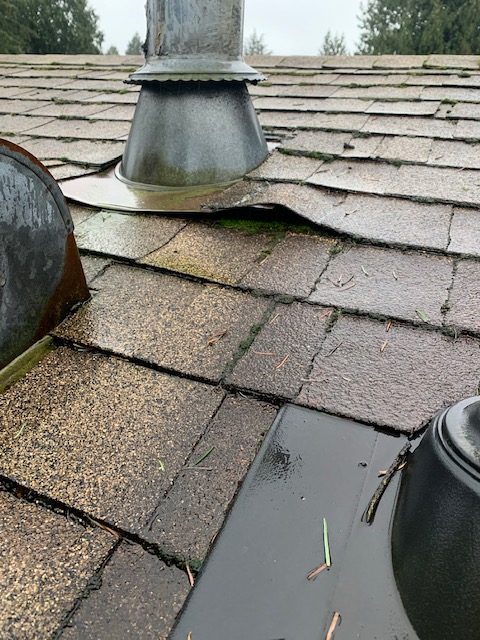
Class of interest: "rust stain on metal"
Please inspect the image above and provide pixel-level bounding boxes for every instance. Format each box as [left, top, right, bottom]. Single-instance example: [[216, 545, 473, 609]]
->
[[34, 232, 90, 341], [0, 138, 89, 368]]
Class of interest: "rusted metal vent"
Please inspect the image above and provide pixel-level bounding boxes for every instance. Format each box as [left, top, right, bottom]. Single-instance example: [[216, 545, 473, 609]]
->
[[0, 139, 89, 369], [118, 0, 268, 189]]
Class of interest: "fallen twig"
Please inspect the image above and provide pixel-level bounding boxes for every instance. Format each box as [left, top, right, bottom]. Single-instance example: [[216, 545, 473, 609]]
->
[[380, 340, 389, 353], [364, 443, 411, 525], [275, 354, 289, 369], [326, 612, 342, 640], [88, 517, 122, 539], [340, 274, 354, 287], [207, 330, 227, 346], [325, 341, 343, 357], [268, 313, 280, 325], [186, 563, 195, 587], [319, 310, 333, 320], [307, 563, 327, 581]]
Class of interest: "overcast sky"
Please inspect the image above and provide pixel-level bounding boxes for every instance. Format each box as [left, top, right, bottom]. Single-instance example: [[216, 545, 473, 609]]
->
[[90, 0, 364, 57]]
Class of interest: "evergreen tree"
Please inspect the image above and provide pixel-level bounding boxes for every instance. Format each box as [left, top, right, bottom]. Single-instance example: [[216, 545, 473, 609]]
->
[[125, 33, 143, 55], [319, 30, 348, 55], [106, 45, 119, 55], [358, 0, 480, 55], [244, 30, 272, 55], [0, 0, 103, 54]]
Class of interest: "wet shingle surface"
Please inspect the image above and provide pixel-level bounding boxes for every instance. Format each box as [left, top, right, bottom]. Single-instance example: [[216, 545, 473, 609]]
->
[[62, 544, 190, 640], [298, 315, 480, 432], [75, 210, 186, 259], [146, 396, 277, 560], [0, 348, 224, 532], [227, 303, 331, 399], [2, 53, 480, 636], [309, 244, 453, 324], [240, 234, 333, 297], [55, 265, 270, 382], [0, 491, 114, 639], [141, 223, 273, 284]]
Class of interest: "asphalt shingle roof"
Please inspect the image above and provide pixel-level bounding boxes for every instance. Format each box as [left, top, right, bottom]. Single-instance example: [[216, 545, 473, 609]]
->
[[2, 53, 480, 637]]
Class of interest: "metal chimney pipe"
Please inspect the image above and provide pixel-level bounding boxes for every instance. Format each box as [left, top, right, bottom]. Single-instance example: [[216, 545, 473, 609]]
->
[[118, 0, 268, 190], [130, 0, 264, 83]]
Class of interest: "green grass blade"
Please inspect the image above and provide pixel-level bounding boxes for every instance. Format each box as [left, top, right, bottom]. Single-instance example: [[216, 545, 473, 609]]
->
[[323, 517, 331, 567]]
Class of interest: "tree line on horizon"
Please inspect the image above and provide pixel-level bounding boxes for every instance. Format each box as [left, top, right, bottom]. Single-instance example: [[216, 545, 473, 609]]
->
[[1, 0, 480, 56], [248, 0, 480, 57]]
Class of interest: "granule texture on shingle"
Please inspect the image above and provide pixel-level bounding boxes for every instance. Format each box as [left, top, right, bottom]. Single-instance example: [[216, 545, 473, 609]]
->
[[27, 102, 111, 118], [75, 210, 186, 259], [258, 110, 369, 131], [332, 85, 423, 100], [452, 119, 480, 140], [425, 55, 480, 70], [309, 244, 453, 324], [0, 113, 54, 134], [445, 259, 480, 333], [28, 118, 130, 140], [307, 159, 399, 195], [227, 302, 331, 399], [145, 396, 277, 560], [429, 139, 480, 170], [330, 73, 410, 85], [240, 233, 334, 297], [55, 265, 270, 381], [141, 223, 273, 284], [62, 543, 190, 640], [80, 255, 111, 285], [247, 150, 322, 181], [0, 347, 224, 533], [69, 203, 98, 226], [375, 135, 433, 163], [362, 114, 457, 138], [281, 130, 353, 155], [341, 134, 383, 158], [394, 164, 480, 205], [297, 315, 480, 432], [51, 164, 99, 180], [0, 491, 114, 640], [448, 208, 480, 256], [21, 137, 125, 165], [365, 100, 440, 116], [0, 98, 50, 114], [421, 87, 480, 103]]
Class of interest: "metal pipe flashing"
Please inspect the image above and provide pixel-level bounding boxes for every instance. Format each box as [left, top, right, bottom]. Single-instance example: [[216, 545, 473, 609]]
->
[[118, 80, 267, 188], [128, 0, 264, 84], [119, 0, 269, 190]]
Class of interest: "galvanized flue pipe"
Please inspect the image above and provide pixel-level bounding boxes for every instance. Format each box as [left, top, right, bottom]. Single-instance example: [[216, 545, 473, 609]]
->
[[118, 0, 268, 189], [129, 0, 264, 83]]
